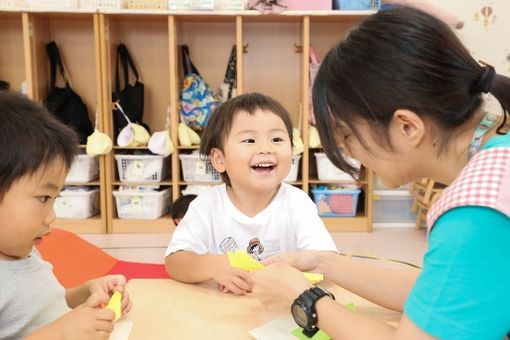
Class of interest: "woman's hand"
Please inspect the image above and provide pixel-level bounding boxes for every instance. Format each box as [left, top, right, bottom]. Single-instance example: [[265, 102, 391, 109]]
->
[[249, 263, 312, 310], [262, 250, 333, 274]]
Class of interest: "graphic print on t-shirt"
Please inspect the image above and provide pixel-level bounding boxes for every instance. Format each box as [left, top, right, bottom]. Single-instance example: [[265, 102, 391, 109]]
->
[[246, 238, 265, 260], [219, 237, 239, 253]]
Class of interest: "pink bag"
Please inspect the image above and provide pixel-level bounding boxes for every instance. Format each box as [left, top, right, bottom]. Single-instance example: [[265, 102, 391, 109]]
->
[[248, 0, 287, 14], [308, 46, 321, 125]]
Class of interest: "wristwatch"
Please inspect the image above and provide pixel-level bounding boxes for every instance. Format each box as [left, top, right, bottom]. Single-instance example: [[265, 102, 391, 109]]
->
[[291, 286, 335, 337]]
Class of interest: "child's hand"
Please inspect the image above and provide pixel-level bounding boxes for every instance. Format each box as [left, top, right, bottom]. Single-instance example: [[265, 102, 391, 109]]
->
[[212, 256, 251, 295], [56, 293, 115, 340], [89, 275, 133, 317]]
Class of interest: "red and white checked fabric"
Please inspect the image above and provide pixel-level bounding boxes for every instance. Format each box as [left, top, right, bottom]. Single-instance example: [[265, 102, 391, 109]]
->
[[427, 147, 510, 234]]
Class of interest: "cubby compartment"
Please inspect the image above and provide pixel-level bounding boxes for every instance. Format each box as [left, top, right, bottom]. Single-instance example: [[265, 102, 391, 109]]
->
[[0, 12, 26, 93]]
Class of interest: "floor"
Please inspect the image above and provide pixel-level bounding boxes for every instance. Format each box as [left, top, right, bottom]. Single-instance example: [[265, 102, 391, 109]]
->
[[80, 228, 429, 267]]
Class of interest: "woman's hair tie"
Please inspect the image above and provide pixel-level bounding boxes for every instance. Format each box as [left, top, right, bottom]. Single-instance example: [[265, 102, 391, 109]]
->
[[471, 61, 496, 94]]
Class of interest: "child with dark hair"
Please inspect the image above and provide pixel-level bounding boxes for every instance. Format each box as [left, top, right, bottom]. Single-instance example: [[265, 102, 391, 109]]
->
[[250, 7, 510, 339], [165, 92, 337, 295], [170, 194, 197, 226], [0, 91, 132, 339]]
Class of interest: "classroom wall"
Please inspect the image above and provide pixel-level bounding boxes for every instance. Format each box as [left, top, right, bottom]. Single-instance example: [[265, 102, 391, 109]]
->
[[429, 0, 510, 111]]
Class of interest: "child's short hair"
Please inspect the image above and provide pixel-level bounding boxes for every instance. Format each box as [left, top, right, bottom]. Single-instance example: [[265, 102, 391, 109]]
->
[[200, 92, 294, 186], [0, 91, 79, 201], [170, 194, 197, 224]]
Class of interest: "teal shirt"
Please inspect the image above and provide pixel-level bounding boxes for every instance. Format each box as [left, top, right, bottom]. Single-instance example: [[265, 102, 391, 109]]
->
[[405, 132, 510, 339]]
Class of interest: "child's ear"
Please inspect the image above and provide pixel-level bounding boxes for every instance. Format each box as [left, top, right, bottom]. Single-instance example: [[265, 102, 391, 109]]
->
[[390, 109, 426, 148], [210, 148, 226, 173]]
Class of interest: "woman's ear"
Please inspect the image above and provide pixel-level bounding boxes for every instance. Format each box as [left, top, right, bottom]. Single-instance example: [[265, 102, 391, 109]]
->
[[390, 109, 426, 148], [210, 148, 226, 173]]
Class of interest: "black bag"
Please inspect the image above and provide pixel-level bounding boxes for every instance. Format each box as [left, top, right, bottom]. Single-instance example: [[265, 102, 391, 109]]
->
[[0, 80, 9, 91], [43, 41, 93, 144], [111, 43, 147, 137]]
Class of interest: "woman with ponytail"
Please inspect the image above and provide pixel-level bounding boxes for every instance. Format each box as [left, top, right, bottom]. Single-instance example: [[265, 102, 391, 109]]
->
[[249, 6, 510, 339]]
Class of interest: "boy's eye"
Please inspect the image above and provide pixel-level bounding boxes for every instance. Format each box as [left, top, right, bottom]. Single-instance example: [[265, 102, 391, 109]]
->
[[272, 137, 284, 143], [37, 196, 51, 203], [242, 139, 255, 144]]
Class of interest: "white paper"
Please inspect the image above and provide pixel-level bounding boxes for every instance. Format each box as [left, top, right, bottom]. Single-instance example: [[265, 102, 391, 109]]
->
[[109, 322, 133, 340], [249, 317, 297, 340]]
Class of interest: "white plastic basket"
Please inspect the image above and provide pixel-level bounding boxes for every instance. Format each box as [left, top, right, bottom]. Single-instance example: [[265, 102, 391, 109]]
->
[[189, 0, 213, 10], [0, 0, 28, 8], [314, 152, 360, 181], [28, 0, 78, 8], [54, 189, 99, 219], [80, 0, 126, 9], [214, 0, 246, 10], [284, 154, 301, 182], [66, 154, 99, 183], [115, 154, 168, 183], [179, 153, 221, 183], [113, 188, 170, 219], [128, 0, 167, 9], [168, 0, 189, 9]]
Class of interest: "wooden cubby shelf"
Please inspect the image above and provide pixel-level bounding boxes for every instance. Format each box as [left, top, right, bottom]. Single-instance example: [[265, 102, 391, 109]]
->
[[1, 8, 374, 233]]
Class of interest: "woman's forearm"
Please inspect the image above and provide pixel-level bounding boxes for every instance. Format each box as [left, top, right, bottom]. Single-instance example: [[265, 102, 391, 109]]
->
[[319, 254, 419, 311]]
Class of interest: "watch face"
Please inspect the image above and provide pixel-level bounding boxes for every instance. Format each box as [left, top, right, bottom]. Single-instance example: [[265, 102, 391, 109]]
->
[[291, 303, 308, 327]]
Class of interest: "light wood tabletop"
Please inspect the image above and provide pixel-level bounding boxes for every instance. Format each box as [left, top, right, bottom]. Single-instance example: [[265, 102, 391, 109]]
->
[[119, 278, 401, 339]]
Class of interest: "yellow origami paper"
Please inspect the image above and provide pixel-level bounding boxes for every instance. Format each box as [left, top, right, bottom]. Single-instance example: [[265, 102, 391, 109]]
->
[[105, 291, 122, 321], [227, 251, 324, 284]]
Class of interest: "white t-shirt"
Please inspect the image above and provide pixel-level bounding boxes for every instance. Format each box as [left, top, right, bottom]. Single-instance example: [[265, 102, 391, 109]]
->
[[165, 183, 337, 260]]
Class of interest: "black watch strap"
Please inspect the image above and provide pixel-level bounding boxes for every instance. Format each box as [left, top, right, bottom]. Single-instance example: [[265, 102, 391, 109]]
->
[[292, 286, 335, 336]]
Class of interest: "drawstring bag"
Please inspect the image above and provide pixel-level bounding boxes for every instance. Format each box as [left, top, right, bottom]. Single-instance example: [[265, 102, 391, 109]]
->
[[218, 45, 237, 102], [179, 45, 221, 131], [148, 106, 174, 156], [43, 41, 93, 144], [248, 0, 287, 14], [308, 46, 321, 126], [111, 44, 148, 138], [86, 106, 113, 156], [115, 102, 150, 148]]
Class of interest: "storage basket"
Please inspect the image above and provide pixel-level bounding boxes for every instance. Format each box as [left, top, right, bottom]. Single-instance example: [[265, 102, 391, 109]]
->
[[179, 153, 221, 182], [66, 154, 99, 183], [54, 188, 99, 219], [189, 0, 213, 10], [284, 154, 301, 182], [333, 0, 380, 10], [314, 152, 360, 181], [168, 0, 190, 9], [372, 190, 416, 225], [113, 188, 170, 219], [214, 0, 245, 10], [115, 154, 168, 183], [128, 0, 167, 9], [312, 188, 361, 217], [28, 0, 78, 8], [80, 0, 126, 9], [0, 0, 28, 8]]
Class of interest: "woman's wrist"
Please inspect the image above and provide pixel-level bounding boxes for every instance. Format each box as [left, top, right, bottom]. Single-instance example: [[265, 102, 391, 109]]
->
[[318, 252, 337, 279]]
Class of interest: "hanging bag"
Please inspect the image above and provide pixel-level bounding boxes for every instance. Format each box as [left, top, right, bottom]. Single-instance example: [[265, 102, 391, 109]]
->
[[308, 46, 321, 126], [43, 41, 93, 144], [218, 45, 237, 102], [179, 44, 221, 131], [111, 43, 147, 138]]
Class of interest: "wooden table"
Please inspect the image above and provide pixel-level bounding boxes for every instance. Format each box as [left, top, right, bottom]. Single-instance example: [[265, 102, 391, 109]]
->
[[120, 279, 401, 339]]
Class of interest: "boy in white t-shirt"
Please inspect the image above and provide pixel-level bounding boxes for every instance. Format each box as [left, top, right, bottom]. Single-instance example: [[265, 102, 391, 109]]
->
[[165, 93, 337, 295]]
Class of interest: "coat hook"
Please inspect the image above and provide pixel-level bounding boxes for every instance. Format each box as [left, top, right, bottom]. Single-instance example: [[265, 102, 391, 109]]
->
[[294, 43, 303, 53], [243, 44, 249, 53]]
